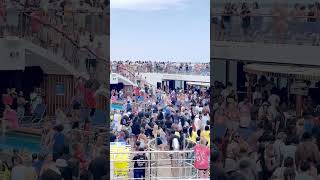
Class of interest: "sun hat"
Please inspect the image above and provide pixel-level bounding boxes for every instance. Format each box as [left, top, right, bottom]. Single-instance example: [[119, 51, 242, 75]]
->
[[262, 102, 270, 106], [55, 159, 68, 168]]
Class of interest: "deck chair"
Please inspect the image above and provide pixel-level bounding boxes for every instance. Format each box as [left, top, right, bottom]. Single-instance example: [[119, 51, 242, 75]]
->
[[31, 103, 46, 123], [91, 109, 108, 130], [21, 103, 46, 127]]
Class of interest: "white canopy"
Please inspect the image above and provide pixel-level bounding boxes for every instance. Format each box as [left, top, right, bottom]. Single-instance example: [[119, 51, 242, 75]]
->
[[186, 81, 210, 87], [244, 63, 320, 80], [110, 73, 138, 87]]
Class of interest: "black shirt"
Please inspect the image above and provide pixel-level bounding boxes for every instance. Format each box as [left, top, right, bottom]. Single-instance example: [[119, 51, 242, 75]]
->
[[132, 122, 141, 136], [222, 10, 232, 22], [59, 167, 73, 180], [165, 119, 173, 129], [88, 156, 108, 180], [211, 165, 227, 180], [133, 154, 148, 169], [110, 133, 117, 142], [40, 169, 63, 180]]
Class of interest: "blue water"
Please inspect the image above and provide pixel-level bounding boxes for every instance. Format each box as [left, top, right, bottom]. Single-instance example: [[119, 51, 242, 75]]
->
[[111, 104, 123, 111], [0, 133, 41, 153]]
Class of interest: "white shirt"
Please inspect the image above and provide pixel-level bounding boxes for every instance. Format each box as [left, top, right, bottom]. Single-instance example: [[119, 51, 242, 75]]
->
[[268, 94, 280, 107], [268, 105, 279, 122], [113, 113, 122, 131], [273, 139, 285, 163], [40, 0, 49, 10], [295, 173, 314, 180], [11, 165, 27, 180], [202, 115, 209, 128], [194, 116, 202, 131], [253, 91, 262, 101], [221, 88, 231, 98], [172, 138, 180, 150], [280, 145, 297, 166]]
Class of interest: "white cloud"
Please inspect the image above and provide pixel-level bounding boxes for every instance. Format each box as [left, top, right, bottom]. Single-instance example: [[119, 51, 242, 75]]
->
[[111, 0, 190, 11]]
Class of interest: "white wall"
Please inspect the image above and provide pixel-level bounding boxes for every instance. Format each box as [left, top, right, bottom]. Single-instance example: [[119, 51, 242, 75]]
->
[[0, 38, 25, 70], [140, 73, 210, 88], [212, 41, 320, 66], [229, 61, 238, 89], [0, 38, 89, 79]]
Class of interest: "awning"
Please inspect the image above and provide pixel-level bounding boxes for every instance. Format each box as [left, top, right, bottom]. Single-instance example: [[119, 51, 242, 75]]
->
[[244, 63, 320, 80], [110, 73, 138, 87], [186, 81, 210, 87]]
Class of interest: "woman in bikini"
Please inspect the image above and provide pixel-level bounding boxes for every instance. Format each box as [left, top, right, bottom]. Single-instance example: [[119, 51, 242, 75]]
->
[[137, 128, 148, 150]]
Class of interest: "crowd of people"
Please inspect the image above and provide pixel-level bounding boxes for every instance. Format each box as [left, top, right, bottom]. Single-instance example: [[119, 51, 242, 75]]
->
[[211, 75, 320, 180], [212, 2, 320, 45], [111, 61, 210, 76], [0, 78, 107, 180], [0, 0, 109, 74], [1, 87, 43, 128], [0, 0, 109, 36], [110, 83, 211, 178]]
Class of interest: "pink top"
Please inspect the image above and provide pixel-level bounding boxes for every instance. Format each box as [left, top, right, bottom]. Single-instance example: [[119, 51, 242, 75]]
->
[[2, 94, 13, 106], [134, 87, 140, 96], [31, 11, 42, 33], [84, 88, 96, 108], [226, 106, 240, 122], [239, 102, 251, 117], [0, 4, 5, 19], [194, 144, 210, 170], [111, 96, 116, 102], [3, 109, 19, 129], [75, 80, 85, 95]]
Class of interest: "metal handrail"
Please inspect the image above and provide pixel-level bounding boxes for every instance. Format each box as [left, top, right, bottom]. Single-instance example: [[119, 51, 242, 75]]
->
[[112, 62, 210, 76], [148, 137, 196, 151], [7, 0, 109, 83], [212, 13, 320, 18], [212, 12, 320, 45], [110, 149, 200, 179], [112, 64, 156, 88]]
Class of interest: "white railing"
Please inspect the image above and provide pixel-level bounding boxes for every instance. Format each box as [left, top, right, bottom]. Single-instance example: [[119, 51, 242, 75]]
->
[[111, 63, 210, 76], [212, 13, 320, 45], [110, 150, 199, 180]]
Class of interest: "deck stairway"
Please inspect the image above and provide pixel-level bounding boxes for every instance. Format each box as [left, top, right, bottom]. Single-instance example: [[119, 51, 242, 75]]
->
[[5, 1, 109, 83]]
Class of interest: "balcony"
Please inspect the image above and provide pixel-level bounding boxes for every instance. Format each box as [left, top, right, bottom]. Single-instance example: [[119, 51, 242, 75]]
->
[[2, 5, 109, 83], [211, 12, 320, 65], [111, 62, 210, 76]]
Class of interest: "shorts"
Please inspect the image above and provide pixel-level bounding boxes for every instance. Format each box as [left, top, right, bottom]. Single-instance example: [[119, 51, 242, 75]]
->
[[134, 169, 145, 178], [73, 103, 81, 110], [156, 138, 162, 145]]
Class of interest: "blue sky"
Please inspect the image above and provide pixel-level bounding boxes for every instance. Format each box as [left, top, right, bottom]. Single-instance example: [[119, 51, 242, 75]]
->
[[110, 0, 210, 62]]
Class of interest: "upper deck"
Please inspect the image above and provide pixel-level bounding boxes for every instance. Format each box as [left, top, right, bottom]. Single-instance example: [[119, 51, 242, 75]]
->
[[211, 1, 320, 66]]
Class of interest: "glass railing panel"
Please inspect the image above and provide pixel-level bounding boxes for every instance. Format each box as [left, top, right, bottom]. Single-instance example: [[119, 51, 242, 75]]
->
[[211, 8, 320, 46], [111, 62, 210, 76], [3, 0, 109, 81]]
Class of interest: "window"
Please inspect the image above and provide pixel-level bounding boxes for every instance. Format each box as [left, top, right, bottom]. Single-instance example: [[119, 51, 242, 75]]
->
[[55, 83, 65, 96]]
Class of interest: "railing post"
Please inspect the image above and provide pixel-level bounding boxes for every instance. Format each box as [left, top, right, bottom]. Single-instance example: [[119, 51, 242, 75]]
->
[[183, 133, 186, 178], [148, 151, 151, 180]]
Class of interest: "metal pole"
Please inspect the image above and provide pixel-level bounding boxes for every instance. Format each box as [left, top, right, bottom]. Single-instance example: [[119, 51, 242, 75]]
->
[[182, 133, 185, 178], [155, 139, 158, 179], [148, 151, 151, 180]]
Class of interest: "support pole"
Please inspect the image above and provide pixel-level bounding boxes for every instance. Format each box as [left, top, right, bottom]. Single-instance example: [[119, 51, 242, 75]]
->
[[247, 73, 253, 103]]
